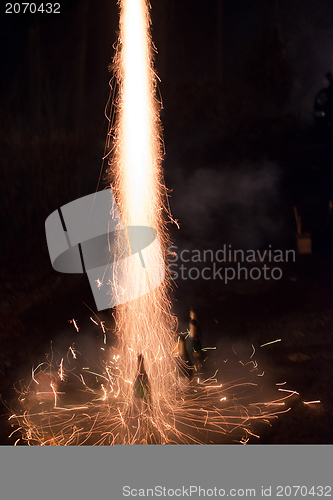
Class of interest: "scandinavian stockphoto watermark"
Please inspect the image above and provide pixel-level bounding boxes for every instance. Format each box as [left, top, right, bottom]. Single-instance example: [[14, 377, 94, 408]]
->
[[167, 245, 295, 282]]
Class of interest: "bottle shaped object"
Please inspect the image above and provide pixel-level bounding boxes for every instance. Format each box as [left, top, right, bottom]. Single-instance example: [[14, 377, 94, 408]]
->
[[133, 354, 150, 403], [186, 309, 203, 370]]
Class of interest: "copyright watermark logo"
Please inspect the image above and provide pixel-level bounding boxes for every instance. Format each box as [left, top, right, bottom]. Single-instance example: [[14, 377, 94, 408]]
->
[[166, 245, 295, 282]]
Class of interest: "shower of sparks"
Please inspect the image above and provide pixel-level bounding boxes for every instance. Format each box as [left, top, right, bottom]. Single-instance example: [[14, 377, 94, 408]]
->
[[9, 340, 300, 445], [107, 0, 178, 418], [260, 339, 281, 348]]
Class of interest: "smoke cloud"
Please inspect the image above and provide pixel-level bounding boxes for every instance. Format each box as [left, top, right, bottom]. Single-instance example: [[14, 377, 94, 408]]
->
[[169, 160, 284, 250]]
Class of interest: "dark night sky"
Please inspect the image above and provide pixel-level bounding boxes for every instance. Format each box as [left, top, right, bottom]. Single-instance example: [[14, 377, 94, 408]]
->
[[1, 0, 333, 258]]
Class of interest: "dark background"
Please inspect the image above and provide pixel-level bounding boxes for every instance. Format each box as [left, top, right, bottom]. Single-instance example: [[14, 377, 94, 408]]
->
[[1, 0, 333, 444]]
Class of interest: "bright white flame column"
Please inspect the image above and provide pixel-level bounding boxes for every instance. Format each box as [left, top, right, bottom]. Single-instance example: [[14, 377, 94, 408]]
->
[[117, 0, 159, 228], [111, 0, 177, 409]]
